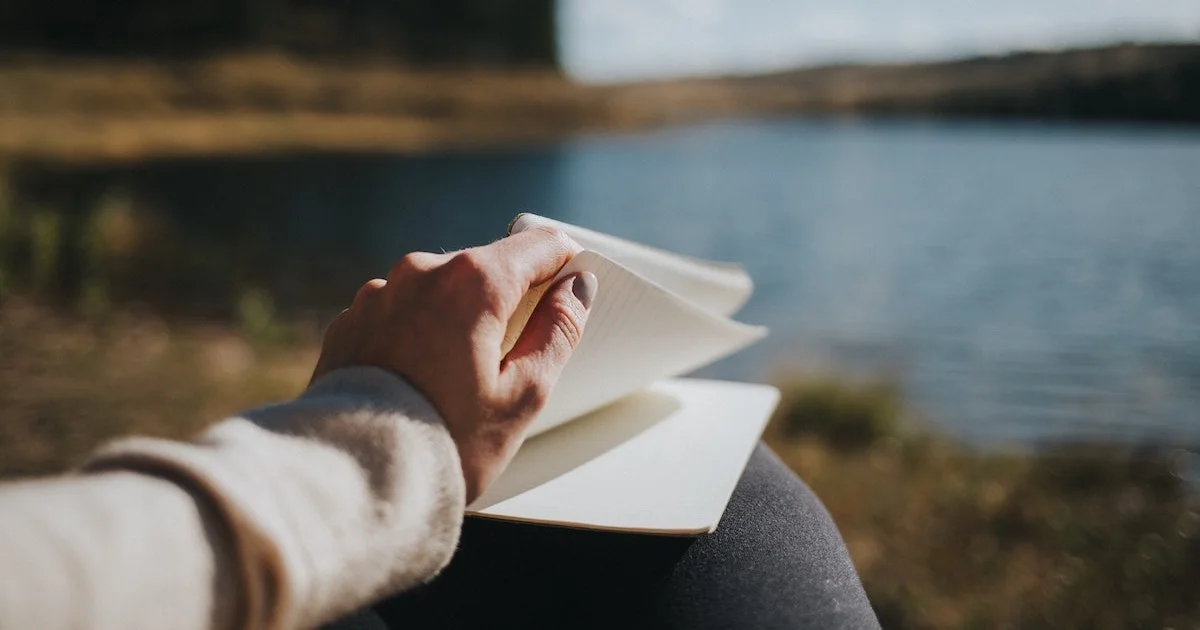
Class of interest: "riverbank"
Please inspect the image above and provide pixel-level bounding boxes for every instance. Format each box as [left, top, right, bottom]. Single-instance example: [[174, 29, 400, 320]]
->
[[1, 43, 1196, 161]]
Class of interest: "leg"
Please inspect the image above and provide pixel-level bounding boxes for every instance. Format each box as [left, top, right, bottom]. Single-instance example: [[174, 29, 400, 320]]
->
[[372, 443, 879, 629], [654, 443, 879, 629]]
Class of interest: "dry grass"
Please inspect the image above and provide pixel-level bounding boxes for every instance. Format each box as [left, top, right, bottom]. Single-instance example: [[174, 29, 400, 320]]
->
[[0, 297, 317, 478], [3, 43, 1195, 161], [0, 54, 608, 161], [764, 377, 1200, 630]]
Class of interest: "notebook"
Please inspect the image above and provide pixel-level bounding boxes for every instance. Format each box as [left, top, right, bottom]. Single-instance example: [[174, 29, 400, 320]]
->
[[467, 214, 778, 535]]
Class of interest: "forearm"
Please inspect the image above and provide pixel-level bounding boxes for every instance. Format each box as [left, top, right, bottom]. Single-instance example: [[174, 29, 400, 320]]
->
[[0, 367, 466, 630], [0, 470, 238, 630]]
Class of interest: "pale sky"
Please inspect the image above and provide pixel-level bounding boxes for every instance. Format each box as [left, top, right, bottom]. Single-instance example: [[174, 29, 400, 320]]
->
[[560, 0, 1200, 82]]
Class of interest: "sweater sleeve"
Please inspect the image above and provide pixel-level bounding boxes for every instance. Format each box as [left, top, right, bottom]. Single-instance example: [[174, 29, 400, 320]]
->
[[0, 366, 466, 630]]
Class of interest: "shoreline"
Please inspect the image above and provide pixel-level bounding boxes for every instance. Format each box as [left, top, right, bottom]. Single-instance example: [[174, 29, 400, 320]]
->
[[1, 42, 1196, 162]]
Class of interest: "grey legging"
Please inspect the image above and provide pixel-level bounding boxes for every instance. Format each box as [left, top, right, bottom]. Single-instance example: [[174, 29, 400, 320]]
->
[[328, 443, 881, 629]]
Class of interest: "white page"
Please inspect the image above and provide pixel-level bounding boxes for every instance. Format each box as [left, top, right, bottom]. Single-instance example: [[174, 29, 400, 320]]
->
[[510, 213, 753, 318], [468, 378, 780, 534], [522, 251, 766, 436]]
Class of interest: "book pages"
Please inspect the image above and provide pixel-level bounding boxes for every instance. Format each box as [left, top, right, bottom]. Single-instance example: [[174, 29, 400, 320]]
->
[[510, 213, 753, 317], [525, 251, 766, 436], [478, 214, 774, 534], [468, 378, 780, 535]]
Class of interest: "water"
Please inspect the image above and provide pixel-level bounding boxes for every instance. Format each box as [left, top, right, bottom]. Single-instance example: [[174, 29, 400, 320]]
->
[[33, 117, 1200, 445]]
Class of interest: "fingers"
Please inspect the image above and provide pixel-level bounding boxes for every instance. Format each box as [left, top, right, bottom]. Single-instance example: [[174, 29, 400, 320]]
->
[[487, 225, 582, 292], [353, 278, 387, 306], [501, 272, 597, 414]]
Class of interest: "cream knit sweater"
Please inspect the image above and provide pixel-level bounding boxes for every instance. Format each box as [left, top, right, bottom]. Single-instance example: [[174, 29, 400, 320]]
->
[[0, 367, 466, 630]]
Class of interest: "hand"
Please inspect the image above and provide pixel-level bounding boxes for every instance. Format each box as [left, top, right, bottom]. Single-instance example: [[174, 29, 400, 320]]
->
[[310, 227, 597, 502]]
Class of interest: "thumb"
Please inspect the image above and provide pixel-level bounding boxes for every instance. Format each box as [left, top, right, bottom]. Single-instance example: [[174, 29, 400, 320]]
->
[[501, 272, 597, 409]]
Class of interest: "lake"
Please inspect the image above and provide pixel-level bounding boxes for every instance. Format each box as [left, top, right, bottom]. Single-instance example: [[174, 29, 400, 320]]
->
[[31, 117, 1200, 446]]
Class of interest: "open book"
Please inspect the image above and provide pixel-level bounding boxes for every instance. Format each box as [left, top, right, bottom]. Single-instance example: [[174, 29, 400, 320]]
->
[[467, 214, 778, 535]]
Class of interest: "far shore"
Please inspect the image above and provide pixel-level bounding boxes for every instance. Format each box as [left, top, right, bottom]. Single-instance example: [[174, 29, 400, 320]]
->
[[0, 43, 1196, 162]]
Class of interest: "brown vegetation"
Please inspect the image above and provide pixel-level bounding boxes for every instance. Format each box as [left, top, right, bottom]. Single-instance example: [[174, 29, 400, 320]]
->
[[0, 297, 316, 478], [0, 55, 602, 161], [1, 43, 1197, 162], [767, 375, 1200, 630]]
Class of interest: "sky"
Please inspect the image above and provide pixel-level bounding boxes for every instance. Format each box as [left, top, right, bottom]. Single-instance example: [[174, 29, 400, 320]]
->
[[560, 0, 1200, 82]]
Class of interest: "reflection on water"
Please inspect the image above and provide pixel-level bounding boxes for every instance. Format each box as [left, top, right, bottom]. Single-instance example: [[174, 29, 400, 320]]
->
[[14, 118, 1200, 445]]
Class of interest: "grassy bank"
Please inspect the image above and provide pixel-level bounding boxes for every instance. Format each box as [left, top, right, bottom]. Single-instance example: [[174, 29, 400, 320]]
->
[[1, 43, 1197, 161], [1, 294, 1197, 628], [767, 376, 1200, 629]]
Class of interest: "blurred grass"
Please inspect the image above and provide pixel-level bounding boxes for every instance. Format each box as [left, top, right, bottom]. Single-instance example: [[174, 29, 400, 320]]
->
[[0, 297, 317, 478], [773, 374, 905, 451], [0, 179, 320, 476], [0, 170, 10, 297], [765, 376, 1200, 630]]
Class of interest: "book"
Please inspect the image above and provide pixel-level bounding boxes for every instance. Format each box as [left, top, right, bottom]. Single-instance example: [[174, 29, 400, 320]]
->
[[466, 214, 778, 535]]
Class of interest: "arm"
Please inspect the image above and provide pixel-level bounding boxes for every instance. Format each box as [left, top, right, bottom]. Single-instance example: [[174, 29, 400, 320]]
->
[[0, 367, 464, 630], [0, 226, 595, 630]]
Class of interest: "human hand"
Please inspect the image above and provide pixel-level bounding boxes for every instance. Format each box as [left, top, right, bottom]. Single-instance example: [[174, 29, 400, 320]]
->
[[310, 227, 597, 502]]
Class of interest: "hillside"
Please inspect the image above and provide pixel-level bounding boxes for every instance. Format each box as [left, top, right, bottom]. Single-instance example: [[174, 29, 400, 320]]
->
[[1, 43, 1196, 161]]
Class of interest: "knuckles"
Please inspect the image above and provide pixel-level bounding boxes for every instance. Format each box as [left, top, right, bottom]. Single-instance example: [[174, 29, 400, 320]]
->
[[528, 225, 580, 258], [352, 278, 387, 307], [442, 250, 491, 283], [388, 252, 440, 282], [440, 250, 511, 316]]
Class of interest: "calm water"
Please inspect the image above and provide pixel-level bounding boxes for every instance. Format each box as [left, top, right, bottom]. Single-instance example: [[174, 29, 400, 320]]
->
[[44, 118, 1200, 445]]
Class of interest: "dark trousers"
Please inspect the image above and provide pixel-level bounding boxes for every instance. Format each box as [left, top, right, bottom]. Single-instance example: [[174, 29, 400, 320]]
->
[[329, 444, 881, 629]]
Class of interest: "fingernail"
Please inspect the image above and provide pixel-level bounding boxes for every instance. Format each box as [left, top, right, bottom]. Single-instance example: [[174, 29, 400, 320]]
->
[[572, 272, 597, 309], [507, 213, 534, 235]]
